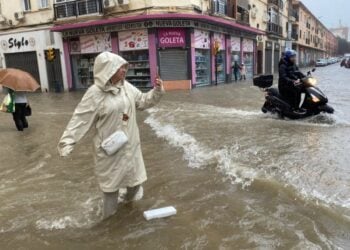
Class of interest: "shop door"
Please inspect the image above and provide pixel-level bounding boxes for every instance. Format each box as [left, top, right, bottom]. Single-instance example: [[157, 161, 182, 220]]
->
[[265, 49, 273, 74], [159, 49, 188, 80], [257, 50, 263, 74], [274, 49, 280, 73], [45, 49, 64, 92], [4, 52, 40, 85]]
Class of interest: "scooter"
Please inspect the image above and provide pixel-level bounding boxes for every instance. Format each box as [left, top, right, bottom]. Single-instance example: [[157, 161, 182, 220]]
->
[[253, 69, 334, 119]]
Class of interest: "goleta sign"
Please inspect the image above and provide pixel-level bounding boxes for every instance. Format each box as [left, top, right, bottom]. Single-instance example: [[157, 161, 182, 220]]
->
[[158, 28, 186, 48]]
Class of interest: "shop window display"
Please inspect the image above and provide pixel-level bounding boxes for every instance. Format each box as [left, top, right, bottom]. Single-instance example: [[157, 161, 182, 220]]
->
[[120, 50, 151, 88]]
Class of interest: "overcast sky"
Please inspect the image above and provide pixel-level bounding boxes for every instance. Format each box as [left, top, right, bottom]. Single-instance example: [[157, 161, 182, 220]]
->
[[301, 0, 350, 28]]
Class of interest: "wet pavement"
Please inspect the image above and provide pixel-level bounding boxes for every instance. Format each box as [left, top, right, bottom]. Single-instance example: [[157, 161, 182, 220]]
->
[[0, 64, 350, 249]]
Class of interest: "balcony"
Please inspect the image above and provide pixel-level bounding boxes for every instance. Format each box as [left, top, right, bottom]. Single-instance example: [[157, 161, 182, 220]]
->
[[54, 0, 103, 20], [268, 0, 283, 8], [291, 32, 298, 41], [289, 10, 299, 22], [210, 0, 227, 16], [267, 22, 283, 36], [236, 6, 249, 25]]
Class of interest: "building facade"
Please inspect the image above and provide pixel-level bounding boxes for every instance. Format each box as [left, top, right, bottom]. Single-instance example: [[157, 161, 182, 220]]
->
[[291, 0, 337, 66], [250, 0, 293, 75], [0, 0, 69, 91], [51, 0, 264, 91]]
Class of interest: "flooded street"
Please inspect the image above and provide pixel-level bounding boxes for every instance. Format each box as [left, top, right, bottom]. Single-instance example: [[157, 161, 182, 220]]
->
[[1, 64, 350, 249]]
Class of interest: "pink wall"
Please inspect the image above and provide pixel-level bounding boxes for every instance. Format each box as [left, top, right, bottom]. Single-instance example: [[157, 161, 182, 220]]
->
[[240, 37, 244, 64], [190, 30, 196, 87], [111, 33, 118, 53], [63, 40, 72, 89], [148, 30, 157, 87]]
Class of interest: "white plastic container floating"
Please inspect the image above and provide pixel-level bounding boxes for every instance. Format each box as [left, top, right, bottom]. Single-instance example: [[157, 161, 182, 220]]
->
[[143, 206, 177, 221]]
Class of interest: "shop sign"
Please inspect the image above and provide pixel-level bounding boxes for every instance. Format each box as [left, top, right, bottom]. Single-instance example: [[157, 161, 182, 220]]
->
[[158, 28, 186, 48], [80, 33, 112, 54], [243, 39, 254, 52], [62, 20, 256, 40], [1, 36, 36, 52], [213, 33, 225, 50], [194, 29, 210, 49], [118, 29, 148, 51], [231, 37, 241, 51]]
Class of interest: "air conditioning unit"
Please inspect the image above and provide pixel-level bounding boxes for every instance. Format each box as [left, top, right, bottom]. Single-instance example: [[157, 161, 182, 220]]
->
[[0, 15, 6, 24], [104, 0, 116, 9], [117, 0, 129, 5], [14, 12, 24, 21]]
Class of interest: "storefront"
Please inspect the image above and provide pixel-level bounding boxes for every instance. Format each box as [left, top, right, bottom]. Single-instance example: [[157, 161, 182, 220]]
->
[[194, 29, 211, 86], [0, 28, 68, 92], [119, 29, 151, 88], [158, 28, 189, 86], [231, 36, 241, 79], [70, 33, 112, 89], [53, 14, 263, 90], [242, 38, 254, 78]]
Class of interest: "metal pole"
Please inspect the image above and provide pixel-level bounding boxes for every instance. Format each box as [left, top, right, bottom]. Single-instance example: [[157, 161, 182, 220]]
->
[[51, 60, 60, 93]]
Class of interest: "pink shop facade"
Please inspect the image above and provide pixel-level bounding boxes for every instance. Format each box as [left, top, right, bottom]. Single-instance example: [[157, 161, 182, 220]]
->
[[52, 14, 264, 90]]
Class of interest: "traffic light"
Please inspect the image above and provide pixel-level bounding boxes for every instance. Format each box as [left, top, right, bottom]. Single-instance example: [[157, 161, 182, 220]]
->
[[45, 48, 56, 62]]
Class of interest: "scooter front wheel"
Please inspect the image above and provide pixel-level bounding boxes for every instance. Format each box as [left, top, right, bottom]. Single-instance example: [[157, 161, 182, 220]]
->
[[319, 104, 334, 114]]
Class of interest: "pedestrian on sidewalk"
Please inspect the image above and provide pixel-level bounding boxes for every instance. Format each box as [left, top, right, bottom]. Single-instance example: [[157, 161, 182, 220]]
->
[[240, 63, 247, 81], [232, 60, 240, 82], [2, 87, 29, 131], [58, 52, 164, 219]]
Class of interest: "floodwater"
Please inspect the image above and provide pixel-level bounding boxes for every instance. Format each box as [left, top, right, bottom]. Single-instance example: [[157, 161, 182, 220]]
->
[[0, 64, 350, 249]]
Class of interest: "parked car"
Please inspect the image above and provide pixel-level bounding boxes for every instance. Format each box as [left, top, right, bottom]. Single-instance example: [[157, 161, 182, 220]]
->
[[316, 59, 327, 67]]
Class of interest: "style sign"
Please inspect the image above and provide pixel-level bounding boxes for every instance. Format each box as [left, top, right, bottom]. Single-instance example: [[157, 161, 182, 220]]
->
[[194, 29, 210, 49], [231, 37, 241, 52], [158, 28, 186, 48], [118, 29, 149, 51], [242, 39, 254, 52], [1, 36, 35, 51], [80, 34, 112, 54]]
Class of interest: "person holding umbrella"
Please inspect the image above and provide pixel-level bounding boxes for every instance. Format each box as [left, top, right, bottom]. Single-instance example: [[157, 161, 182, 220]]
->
[[0, 68, 39, 131], [2, 87, 29, 131]]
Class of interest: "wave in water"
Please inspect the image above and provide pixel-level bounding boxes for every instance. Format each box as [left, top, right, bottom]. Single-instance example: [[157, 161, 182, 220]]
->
[[145, 107, 350, 210]]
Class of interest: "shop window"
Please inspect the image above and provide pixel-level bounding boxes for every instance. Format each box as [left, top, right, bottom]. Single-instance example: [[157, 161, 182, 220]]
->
[[120, 50, 151, 88], [195, 50, 211, 86]]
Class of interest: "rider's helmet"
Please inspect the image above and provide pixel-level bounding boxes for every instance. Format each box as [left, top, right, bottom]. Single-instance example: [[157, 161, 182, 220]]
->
[[284, 49, 297, 61]]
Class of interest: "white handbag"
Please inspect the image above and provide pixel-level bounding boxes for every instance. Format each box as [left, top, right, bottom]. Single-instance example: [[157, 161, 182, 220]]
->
[[101, 130, 128, 156]]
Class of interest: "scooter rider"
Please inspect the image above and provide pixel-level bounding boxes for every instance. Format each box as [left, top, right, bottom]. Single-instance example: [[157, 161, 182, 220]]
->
[[278, 50, 306, 114]]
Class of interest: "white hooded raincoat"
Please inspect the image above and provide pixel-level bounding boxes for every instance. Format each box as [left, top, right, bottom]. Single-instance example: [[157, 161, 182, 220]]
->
[[58, 52, 163, 192]]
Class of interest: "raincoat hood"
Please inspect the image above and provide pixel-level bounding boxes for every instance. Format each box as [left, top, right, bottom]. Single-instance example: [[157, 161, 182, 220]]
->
[[93, 52, 128, 91]]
